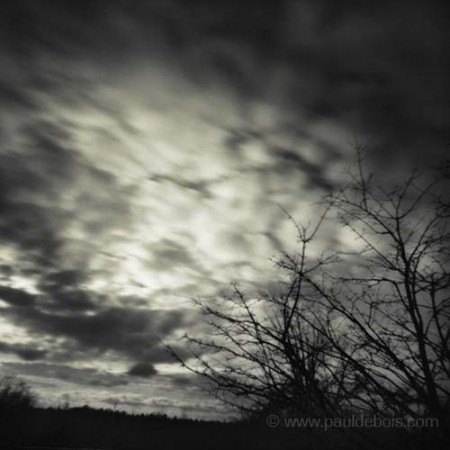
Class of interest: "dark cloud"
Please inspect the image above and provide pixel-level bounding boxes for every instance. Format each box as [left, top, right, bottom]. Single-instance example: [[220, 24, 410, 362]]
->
[[0, 269, 193, 369], [43, 289, 98, 313], [176, 1, 447, 162], [1, 273, 96, 321], [2, 362, 129, 388], [127, 362, 157, 378], [0, 286, 36, 308], [264, 146, 336, 191], [147, 173, 231, 199], [0, 81, 37, 110], [40, 269, 87, 288], [0, 342, 47, 361], [0, 119, 132, 270], [2, 296, 185, 361], [140, 343, 193, 366], [169, 372, 204, 389], [1, 0, 447, 170], [36, 269, 98, 313]]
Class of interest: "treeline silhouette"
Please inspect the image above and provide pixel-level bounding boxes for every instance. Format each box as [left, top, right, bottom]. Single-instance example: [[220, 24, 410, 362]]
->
[[1, 404, 444, 450], [0, 377, 444, 450]]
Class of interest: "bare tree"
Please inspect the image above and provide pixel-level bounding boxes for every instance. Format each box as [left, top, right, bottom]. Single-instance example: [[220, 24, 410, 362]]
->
[[305, 149, 450, 429], [0, 375, 37, 410], [170, 149, 449, 438]]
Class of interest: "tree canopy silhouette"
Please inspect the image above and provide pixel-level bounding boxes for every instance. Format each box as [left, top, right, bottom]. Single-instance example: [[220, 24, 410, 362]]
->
[[170, 148, 450, 442], [0, 375, 37, 410]]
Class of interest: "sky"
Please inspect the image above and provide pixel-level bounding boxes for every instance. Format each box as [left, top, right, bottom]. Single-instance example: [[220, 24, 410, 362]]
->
[[0, 0, 448, 419]]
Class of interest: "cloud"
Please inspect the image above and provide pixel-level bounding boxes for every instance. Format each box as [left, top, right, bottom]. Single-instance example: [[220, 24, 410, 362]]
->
[[0, 0, 447, 418], [0, 1, 447, 162], [0, 119, 133, 272], [1, 293, 185, 361], [2, 362, 129, 388], [128, 362, 157, 378], [0, 342, 47, 361], [145, 239, 205, 274], [0, 286, 36, 308]]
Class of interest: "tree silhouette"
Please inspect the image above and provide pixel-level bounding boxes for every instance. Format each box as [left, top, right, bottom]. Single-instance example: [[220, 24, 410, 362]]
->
[[170, 148, 450, 442], [0, 375, 37, 410]]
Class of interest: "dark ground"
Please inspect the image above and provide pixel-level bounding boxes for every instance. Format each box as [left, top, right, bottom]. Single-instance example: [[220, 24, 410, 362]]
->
[[0, 405, 445, 450]]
